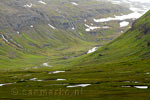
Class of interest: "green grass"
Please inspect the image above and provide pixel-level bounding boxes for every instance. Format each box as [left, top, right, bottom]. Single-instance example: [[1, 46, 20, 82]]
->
[[0, 59, 150, 100]]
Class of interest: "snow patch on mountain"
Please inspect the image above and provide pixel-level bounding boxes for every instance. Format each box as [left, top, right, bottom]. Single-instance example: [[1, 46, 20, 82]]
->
[[48, 24, 56, 30], [120, 21, 129, 27], [24, 3, 33, 8], [17, 31, 20, 34], [85, 24, 109, 31], [1, 35, 8, 42], [71, 2, 78, 6], [94, 12, 141, 22], [38, 1, 47, 5], [87, 47, 98, 54], [85, 24, 101, 31], [94, 0, 150, 23], [30, 25, 33, 28]]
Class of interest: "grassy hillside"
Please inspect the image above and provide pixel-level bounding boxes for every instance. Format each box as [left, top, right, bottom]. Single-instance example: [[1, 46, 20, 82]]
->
[[73, 10, 150, 66]]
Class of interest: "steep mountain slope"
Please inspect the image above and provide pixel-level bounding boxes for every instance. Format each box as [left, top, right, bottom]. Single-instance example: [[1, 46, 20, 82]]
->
[[75, 10, 150, 66]]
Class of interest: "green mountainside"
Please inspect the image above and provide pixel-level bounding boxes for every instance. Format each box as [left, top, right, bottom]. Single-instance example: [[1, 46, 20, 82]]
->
[[75, 10, 150, 66], [0, 0, 130, 68]]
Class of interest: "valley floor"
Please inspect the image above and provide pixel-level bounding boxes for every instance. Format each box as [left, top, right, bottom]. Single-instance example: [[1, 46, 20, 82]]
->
[[0, 58, 150, 100]]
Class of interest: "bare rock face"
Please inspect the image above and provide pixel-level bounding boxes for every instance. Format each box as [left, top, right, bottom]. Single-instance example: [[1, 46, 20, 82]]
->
[[0, 0, 130, 33], [0, 1, 49, 31], [0, 1, 74, 32]]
